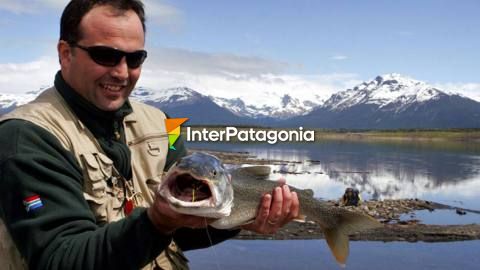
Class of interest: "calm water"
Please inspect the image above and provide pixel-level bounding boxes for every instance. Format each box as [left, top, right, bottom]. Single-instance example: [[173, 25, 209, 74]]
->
[[186, 140, 480, 269], [186, 240, 480, 270]]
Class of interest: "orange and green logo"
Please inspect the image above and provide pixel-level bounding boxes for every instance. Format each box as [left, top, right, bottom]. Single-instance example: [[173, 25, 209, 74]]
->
[[165, 118, 189, 150]]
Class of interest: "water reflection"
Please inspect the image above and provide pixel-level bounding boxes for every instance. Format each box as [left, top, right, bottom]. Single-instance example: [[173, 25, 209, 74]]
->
[[189, 141, 480, 209]]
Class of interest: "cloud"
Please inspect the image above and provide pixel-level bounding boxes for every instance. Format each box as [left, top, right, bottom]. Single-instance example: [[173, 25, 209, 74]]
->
[[138, 49, 360, 104], [0, 56, 58, 92], [143, 0, 183, 30], [330, 55, 348, 61], [0, 0, 183, 29], [139, 71, 341, 105], [433, 82, 480, 102], [0, 40, 358, 107], [0, 46, 356, 106], [0, 0, 65, 13], [144, 47, 289, 78]]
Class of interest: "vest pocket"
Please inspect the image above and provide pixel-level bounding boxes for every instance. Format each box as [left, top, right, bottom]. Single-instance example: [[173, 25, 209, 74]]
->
[[83, 192, 108, 225], [80, 153, 109, 197], [80, 153, 125, 223]]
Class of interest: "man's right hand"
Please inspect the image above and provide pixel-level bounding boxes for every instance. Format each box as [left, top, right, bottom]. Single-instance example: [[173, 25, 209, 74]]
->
[[147, 193, 216, 235]]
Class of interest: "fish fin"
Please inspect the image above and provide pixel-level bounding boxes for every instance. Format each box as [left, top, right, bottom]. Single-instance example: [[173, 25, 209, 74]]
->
[[343, 211, 383, 232], [293, 214, 307, 223], [304, 189, 314, 197], [231, 166, 271, 179], [324, 227, 349, 266], [322, 210, 382, 266]]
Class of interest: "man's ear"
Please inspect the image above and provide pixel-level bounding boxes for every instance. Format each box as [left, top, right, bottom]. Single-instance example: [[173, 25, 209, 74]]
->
[[57, 40, 72, 69]]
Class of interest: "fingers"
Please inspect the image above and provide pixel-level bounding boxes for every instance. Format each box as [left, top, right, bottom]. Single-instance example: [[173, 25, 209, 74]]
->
[[253, 193, 272, 228], [280, 185, 293, 225], [289, 191, 300, 221], [242, 180, 301, 235], [268, 187, 283, 225], [266, 182, 301, 229], [241, 193, 273, 233]]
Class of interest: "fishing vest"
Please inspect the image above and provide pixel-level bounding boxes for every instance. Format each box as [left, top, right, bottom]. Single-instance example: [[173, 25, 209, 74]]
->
[[0, 87, 188, 270]]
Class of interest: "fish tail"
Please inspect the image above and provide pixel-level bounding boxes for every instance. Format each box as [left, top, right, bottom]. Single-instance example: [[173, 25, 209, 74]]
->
[[322, 210, 382, 266], [324, 227, 349, 267]]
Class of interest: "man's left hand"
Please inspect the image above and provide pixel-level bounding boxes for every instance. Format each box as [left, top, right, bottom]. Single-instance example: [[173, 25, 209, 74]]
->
[[242, 181, 300, 234]]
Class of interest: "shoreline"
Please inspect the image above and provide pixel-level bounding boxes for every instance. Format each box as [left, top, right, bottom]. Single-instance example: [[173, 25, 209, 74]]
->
[[184, 127, 480, 144]]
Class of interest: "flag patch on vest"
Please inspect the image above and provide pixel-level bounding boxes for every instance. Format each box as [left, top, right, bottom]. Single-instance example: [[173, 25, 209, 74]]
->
[[23, 195, 43, 212]]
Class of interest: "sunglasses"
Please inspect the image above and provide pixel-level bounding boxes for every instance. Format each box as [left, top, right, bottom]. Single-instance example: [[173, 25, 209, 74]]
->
[[70, 43, 147, 69]]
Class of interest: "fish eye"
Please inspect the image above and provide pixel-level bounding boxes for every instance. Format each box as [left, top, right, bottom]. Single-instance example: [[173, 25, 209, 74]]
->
[[212, 170, 217, 176]]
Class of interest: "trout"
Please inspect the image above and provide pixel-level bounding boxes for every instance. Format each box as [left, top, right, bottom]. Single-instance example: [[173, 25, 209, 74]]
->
[[158, 152, 382, 266]]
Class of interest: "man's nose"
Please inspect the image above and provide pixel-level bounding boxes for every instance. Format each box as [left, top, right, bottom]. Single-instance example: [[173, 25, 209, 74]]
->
[[110, 56, 129, 80]]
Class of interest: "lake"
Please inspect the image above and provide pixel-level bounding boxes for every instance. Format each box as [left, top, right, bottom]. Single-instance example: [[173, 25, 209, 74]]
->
[[185, 140, 480, 269]]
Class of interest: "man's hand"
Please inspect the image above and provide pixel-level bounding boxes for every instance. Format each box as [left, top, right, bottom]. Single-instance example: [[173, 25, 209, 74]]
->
[[242, 181, 300, 234], [147, 194, 216, 235]]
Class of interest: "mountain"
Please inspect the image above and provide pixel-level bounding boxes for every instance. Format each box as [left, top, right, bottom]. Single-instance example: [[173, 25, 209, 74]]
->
[[1, 74, 479, 129], [131, 87, 252, 125], [211, 93, 322, 119], [284, 73, 480, 129], [0, 90, 43, 115]]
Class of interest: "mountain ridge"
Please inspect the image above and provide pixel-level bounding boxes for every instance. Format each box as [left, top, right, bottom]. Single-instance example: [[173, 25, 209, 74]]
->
[[1, 73, 479, 129]]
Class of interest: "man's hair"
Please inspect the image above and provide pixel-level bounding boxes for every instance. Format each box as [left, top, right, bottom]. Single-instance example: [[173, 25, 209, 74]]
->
[[60, 0, 146, 43]]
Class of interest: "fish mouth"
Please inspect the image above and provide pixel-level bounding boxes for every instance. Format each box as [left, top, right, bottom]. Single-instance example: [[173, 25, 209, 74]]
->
[[162, 170, 217, 207], [157, 153, 234, 219], [169, 172, 213, 202]]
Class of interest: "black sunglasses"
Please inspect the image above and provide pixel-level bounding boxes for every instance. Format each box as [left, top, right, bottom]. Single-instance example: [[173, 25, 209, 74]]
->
[[70, 43, 147, 69]]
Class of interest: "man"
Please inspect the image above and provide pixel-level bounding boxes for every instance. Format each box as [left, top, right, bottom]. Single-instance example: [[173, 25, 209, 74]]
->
[[341, 187, 361, 207], [0, 1, 299, 269]]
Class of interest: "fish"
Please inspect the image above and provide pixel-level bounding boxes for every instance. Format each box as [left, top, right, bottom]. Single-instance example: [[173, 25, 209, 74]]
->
[[158, 152, 383, 266]]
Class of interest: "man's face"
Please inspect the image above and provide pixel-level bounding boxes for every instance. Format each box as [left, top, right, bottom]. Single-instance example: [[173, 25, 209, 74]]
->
[[59, 5, 145, 111]]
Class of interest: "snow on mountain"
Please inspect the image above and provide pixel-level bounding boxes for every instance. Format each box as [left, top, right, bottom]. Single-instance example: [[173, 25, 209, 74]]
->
[[0, 89, 44, 114], [0, 90, 42, 107], [1, 74, 475, 128], [131, 86, 205, 105], [323, 73, 445, 113], [132, 86, 324, 119], [211, 93, 322, 119], [286, 73, 480, 129]]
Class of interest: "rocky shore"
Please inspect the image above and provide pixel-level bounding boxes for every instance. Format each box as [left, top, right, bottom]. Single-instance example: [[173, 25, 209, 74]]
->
[[190, 149, 480, 242]]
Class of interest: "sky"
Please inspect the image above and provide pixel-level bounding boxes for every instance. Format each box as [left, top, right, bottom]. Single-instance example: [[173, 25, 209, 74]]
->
[[0, 0, 479, 101]]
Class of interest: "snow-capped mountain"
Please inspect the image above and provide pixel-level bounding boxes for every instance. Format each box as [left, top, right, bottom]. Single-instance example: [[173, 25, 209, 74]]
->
[[131, 87, 252, 125], [0, 89, 43, 115], [323, 73, 445, 112], [1, 74, 479, 129], [285, 73, 480, 129], [211, 94, 321, 119], [131, 86, 205, 105]]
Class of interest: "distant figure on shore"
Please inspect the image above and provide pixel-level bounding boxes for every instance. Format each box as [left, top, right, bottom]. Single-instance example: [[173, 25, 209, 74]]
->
[[341, 187, 362, 206]]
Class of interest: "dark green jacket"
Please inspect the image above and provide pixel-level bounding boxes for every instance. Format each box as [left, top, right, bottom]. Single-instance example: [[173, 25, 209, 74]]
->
[[0, 72, 239, 270]]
